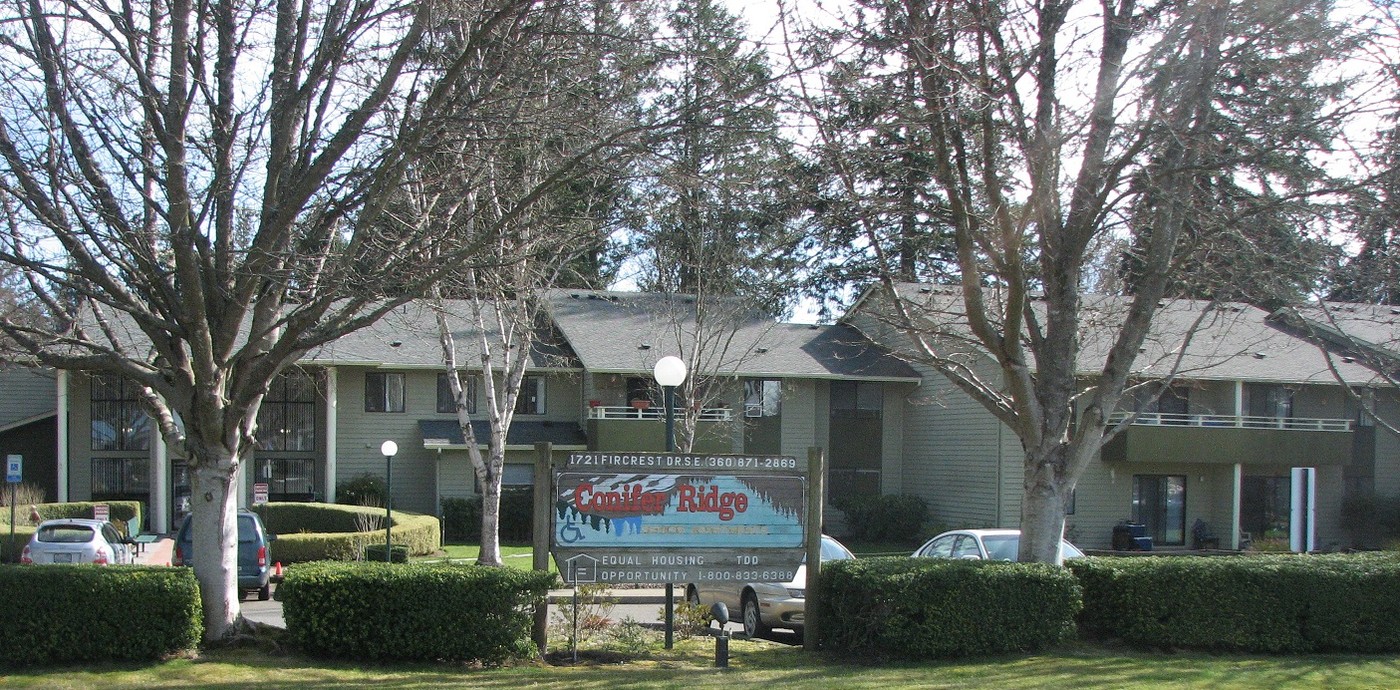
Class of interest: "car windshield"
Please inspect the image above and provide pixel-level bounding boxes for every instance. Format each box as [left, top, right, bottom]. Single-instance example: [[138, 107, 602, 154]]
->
[[820, 538, 854, 561], [38, 525, 95, 544], [981, 535, 1020, 560]]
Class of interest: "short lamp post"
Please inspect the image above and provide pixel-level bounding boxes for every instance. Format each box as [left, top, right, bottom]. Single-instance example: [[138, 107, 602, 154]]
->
[[652, 355, 687, 649], [380, 440, 397, 562]]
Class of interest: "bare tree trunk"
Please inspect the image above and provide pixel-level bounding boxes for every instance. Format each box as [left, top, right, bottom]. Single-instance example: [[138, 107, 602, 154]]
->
[[188, 446, 243, 642]]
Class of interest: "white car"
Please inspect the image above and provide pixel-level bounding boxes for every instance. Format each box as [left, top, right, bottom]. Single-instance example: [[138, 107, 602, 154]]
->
[[21, 518, 135, 565], [685, 535, 855, 638], [912, 528, 1085, 562]]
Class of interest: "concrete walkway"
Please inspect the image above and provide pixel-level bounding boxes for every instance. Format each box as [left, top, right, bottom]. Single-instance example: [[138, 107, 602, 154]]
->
[[134, 535, 174, 566], [548, 587, 669, 604]]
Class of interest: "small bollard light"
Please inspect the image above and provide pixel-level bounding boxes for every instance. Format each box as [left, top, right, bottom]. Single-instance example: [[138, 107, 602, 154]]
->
[[711, 602, 730, 668]]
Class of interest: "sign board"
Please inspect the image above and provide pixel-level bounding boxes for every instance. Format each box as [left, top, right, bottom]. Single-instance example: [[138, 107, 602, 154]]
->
[[552, 452, 807, 585], [93, 504, 109, 522], [253, 482, 270, 506], [5, 454, 20, 483]]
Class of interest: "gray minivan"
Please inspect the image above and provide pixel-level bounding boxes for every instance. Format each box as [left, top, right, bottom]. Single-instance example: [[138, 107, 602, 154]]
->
[[174, 510, 277, 600]]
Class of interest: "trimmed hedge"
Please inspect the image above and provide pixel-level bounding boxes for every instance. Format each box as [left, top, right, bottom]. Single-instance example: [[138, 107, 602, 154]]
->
[[0, 565, 201, 665], [831, 494, 928, 544], [280, 561, 555, 663], [1069, 554, 1400, 653], [0, 501, 144, 562], [441, 489, 534, 544], [253, 503, 440, 563], [817, 556, 1081, 659]]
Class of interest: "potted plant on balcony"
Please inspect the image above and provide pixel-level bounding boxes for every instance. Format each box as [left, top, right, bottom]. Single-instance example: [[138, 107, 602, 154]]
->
[[630, 399, 651, 411]]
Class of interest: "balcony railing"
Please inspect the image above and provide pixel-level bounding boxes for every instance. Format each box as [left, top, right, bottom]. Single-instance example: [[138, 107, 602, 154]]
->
[[1109, 412, 1352, 432], [587, 405, 733, 422]]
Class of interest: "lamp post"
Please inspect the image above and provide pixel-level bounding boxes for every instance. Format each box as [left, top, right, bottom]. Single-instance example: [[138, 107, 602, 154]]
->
[[652, 355, 687, 648], [652, 356, 687, 452], [380, 440, 397, 562]]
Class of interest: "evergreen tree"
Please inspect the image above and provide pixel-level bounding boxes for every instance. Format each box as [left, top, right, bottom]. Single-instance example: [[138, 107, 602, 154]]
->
[[628, 0, 805, 314]]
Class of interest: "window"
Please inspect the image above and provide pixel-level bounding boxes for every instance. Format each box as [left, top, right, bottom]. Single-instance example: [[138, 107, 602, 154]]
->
[[365, 372, 405, 413], [916, 534, 955, 558], [1132, 474, 1187, 546], [257, 372, 316, 451], [1246, 383, 1294, 419], [255, 458, 316, 501], [831, 381, 883, 412], [92, 457, 149, 501], [515, 376, 544, 415], [625, 377, 656, 405], [744, 379, 782, 418], [1241, 475, 1291, 539], [90, 373, 151, 451], [437, 374, 478, 414]]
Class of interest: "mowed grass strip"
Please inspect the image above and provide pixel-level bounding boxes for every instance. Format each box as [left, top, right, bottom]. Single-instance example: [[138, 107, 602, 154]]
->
[[4, 639, 1400, 689]]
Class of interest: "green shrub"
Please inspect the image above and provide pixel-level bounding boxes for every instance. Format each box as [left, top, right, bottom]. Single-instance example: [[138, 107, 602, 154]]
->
[[817, 556, 1080, 659], [280, 561, 555, 663], [253, 503, 439, 563], [440, 489, 534, 544], [336, 474, 385, 507], [441, 496, 478, 542], [832, 494, 928, 544], [0, 565, 201, 665], [1069, 554, 1400, 653]]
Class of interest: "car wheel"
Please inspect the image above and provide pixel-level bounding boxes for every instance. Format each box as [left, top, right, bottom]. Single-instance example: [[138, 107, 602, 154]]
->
[[258, 584, 271, 601], [742, 591, 768, 639], [686, 585, 700, 606], [238, 588, 248, 603]]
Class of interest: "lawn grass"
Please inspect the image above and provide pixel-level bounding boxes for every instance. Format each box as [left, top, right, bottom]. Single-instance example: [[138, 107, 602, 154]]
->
[[3, 638, 1400, 689], [416, 543, 549, 572]]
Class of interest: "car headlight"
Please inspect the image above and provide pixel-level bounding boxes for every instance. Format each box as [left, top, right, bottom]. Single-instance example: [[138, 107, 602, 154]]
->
[[786, 587, 805, 598]]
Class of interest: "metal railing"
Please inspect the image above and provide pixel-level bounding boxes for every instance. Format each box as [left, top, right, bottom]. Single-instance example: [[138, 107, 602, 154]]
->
[[1109, 412, 1352, 432], [587, 405, 733, 422]]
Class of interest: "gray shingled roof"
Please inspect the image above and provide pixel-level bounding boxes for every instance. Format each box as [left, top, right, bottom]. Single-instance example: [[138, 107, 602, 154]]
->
[[544, 289, 919, 381], [418, 419, 587, 449], [869, 284, 1389, 385], [302, 299, 577, 371]]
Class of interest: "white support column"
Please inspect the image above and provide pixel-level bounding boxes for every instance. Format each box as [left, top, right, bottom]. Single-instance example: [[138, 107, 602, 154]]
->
[[1234, 380, 1244, 426], [56, 370, 69, 502], [325, 367, 338, 503], [1231, 463, 1243, 549], [151, 433, 169, 533]]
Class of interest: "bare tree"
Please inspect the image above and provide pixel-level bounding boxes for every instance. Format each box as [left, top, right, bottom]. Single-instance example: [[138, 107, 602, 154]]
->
[[0, 0, 631, 640], [793, 0, 1362, 562]]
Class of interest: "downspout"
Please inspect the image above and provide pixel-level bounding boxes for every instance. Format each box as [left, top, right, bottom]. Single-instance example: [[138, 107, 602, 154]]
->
[[56, 370, 69, 502], [325, 367, 338, 503]]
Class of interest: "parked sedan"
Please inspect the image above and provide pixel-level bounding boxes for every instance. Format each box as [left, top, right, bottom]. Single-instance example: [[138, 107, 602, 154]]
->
[[685, 535, 855, 638], [21, 518, 135, 565], [912, 528, 1085, 562]]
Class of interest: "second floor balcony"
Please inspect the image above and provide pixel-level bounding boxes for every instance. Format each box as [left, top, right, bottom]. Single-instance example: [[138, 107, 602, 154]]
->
[[1102, 412, 1355, 467], [585, 405, 735, 453]]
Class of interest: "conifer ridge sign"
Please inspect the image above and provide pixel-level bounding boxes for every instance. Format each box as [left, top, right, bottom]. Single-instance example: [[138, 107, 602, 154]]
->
[[552, 452, 807, 585]]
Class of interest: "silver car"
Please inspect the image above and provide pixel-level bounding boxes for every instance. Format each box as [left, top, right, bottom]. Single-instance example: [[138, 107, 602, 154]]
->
[[685, 535, 855, 638], [912, 528, 1085, 562], [21, 518, 135, 565]]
